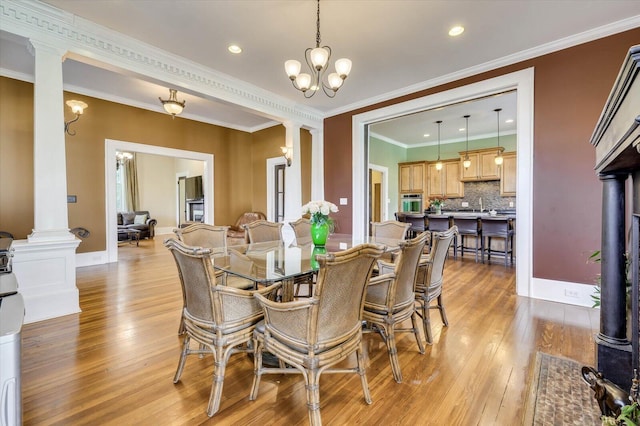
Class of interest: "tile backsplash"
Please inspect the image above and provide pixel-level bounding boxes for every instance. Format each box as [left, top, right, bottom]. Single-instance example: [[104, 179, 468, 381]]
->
[[428, 181, 516, 211]]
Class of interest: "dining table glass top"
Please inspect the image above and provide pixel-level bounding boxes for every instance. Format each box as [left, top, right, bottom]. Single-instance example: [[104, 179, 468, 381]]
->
[[211, 233, 402, 285]]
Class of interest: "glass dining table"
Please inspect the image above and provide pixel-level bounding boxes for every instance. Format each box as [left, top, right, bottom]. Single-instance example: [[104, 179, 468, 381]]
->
[[211, 233, 403, 300]]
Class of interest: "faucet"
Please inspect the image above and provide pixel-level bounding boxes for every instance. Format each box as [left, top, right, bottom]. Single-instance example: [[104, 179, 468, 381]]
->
[[479, 197, 483, 213]]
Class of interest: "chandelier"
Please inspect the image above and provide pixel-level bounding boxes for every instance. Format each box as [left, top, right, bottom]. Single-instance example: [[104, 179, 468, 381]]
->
[[284, 0, 352, 98], [159, 89, 186, 118], [463, 115, 471, 168], [435, 120, 443, 170]]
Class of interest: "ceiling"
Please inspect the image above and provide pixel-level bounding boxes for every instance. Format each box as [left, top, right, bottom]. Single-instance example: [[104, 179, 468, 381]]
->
[[2, 0, 639, 142]]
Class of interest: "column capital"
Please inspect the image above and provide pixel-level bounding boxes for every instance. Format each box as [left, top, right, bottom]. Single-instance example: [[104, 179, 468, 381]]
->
[[28, 38, 68, 58]]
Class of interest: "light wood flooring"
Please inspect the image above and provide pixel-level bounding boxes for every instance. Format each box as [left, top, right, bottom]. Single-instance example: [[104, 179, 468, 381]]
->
[[20, 237, 599, 425]]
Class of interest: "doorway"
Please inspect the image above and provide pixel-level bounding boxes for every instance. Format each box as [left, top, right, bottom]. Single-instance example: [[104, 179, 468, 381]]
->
[[352, 68, 534, 297], [105, 139, 214, 263]]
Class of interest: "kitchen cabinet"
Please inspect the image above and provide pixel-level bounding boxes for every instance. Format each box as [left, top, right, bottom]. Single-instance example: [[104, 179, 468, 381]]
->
[[460, 148, 504, 181], [500, 152, 517, 196], [427, 160, 463, 199], [399, 162, 425, 193]]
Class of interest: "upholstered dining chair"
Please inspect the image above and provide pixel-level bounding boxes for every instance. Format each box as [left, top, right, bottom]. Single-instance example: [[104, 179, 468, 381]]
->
[[415, 226, 458, 344], [250, 243, 384, 426], [174, 224, 253, 335], [371, 220, 411, 240], [244, 220, 283, 243], [288, 217, 311, 241], [363, 231, 428, 383], [164, 238, 281, 417], [174, 223, 228, 254]]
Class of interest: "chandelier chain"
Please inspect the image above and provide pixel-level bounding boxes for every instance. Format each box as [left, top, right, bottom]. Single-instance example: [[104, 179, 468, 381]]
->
[[316, 0, 321, 48]]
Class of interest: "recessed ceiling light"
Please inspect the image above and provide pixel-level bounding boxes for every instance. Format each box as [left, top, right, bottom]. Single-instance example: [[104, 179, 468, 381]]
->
[[505, 119, 514, 123], [228, 45, 242, 54], [448, 26, 464, 37], [423, 133, 430, 138]]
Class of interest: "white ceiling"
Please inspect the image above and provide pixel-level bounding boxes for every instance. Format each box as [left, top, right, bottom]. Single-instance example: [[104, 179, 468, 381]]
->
[[2, 0, 639, 142]]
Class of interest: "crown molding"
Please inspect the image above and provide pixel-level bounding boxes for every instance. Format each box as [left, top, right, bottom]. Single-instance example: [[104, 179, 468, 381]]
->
[[370, 130, 517, 149], [328, 15, 640, 118], [0, 0, 323, 129]]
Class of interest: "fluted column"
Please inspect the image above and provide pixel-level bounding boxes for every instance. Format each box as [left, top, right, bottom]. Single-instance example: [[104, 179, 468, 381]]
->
[[283, 121, 302, 222], [28, 39, 74, 241]]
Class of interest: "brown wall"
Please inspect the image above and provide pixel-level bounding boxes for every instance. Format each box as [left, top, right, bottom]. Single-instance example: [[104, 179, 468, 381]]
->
[[324, 28, 640, 285], [0, 80, 312, 254]]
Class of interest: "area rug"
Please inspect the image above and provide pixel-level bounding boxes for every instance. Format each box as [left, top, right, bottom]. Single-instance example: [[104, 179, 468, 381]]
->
[[523, 352, 602, 425]]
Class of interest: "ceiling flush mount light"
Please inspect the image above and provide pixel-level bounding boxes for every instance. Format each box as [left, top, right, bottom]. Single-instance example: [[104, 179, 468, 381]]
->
[[435, 120, 443, 171], [281, 146, 292, 167], [284, 0, 352, 98], [228, 44, 242, 54], [494, 108, 504, 165], [116, 151, 133, 170], [463, 115, 471, 169], [449, 26, 465, 37], [64, 100, 88, 136], [159, 89, 186, 118]]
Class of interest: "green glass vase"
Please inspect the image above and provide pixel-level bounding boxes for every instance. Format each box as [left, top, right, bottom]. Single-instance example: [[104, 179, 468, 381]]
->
[[311, 246, 327, 270], [310, 222, 329, 246]]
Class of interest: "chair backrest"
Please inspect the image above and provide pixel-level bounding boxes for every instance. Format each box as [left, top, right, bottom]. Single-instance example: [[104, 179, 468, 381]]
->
[[313, 244, 384, 345], [371, 220, 410, 239], [244, 220, 283, 243], [391, 231, 429, 306], [164, 238, 218, 324], [175, 224, 228, 254], [289, 218, 312, 239], [424, 226, 457, 290]]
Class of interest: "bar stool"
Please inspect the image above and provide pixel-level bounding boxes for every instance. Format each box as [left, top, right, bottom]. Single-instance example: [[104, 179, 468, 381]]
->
[[481, 216, 514, 266], [453, 216, 483, 263], [403, 213, 427, 239], [427, 214, 456, 258]]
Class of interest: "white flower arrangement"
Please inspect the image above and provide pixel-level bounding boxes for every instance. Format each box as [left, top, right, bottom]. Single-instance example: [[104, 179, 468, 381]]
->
[[301, 200, 339, 226]]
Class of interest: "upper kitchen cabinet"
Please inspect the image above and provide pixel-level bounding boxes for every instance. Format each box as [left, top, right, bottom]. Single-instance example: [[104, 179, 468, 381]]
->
[[399, 162, 425, 193], [500, 152, 517, 196], [460, 147, 504, 181], [427, 160, 464, 199]]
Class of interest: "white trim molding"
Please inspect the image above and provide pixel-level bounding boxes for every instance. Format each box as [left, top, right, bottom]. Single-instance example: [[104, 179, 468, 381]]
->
[[531, 278, 597, 308]]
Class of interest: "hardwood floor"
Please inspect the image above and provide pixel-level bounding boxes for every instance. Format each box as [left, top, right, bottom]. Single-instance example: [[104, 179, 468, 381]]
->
[[20, 237, 599, 425]]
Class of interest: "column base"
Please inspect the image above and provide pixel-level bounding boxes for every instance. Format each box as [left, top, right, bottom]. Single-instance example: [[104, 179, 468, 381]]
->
[[595, 333, 632, 391]]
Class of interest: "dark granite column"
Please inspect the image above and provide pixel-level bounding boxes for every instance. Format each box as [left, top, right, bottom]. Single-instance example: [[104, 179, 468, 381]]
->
[[596, 172, 631, 389]]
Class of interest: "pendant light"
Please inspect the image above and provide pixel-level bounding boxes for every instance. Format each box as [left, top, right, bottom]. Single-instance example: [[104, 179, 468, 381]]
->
[[435, 120, 443, 170], [463, 115, 471, 168], [494, 108, 504, 165]]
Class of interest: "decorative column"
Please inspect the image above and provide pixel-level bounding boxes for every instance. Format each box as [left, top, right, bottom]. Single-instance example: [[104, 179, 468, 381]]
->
[[281, 122, 303, 243], [11, 39, 80, 323], [596, 172, 632, 389], [310, 128, 324, 201]]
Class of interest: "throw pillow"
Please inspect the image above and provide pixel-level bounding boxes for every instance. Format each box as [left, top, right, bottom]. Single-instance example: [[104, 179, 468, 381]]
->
[[134, 214, 148, 225], [122, 213, 136, 225]]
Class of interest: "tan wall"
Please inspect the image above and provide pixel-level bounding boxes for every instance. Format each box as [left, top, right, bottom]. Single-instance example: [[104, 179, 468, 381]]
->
[[136, 153, 177, 229], [249, 125, 312, 217], [324, 27, 640, 285], [0, 81, 316, 254]]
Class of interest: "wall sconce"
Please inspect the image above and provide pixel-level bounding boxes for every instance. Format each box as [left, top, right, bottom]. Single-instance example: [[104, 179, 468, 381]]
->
[[159, 89, 186, 118], [64, 100, 88, 136], [281, 146, 292, 167]]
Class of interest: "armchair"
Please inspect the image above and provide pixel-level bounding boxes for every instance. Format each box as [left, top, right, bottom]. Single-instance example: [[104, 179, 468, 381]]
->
[[250, 243, 384, 426], [164, 238, 281, 417], [363, 231, 428, 382], [226, 212, 266, 245]]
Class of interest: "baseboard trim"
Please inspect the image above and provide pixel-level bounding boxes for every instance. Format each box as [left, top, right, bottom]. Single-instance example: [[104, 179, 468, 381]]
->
[[76, 250, 109, 267], [531, 277, 597, 307]]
